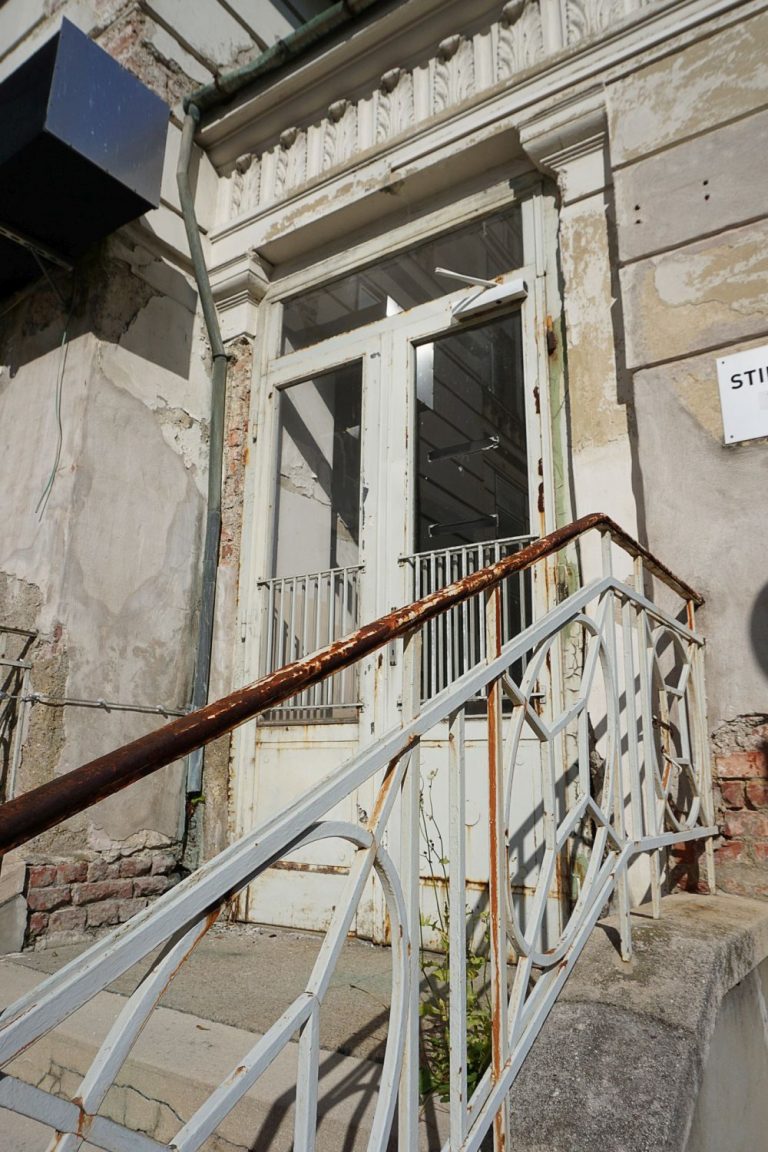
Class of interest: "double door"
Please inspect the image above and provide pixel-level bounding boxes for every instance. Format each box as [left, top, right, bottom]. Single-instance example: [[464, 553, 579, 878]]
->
[[234, 271, 555, 942]]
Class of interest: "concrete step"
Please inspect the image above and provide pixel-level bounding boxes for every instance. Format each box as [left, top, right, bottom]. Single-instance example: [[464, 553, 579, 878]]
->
[[0, 923, 448, 1151]]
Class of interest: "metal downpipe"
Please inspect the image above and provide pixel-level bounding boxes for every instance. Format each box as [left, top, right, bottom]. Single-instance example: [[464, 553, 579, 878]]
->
[[177, 106, 227, 797], [172, 0, 385, 810]]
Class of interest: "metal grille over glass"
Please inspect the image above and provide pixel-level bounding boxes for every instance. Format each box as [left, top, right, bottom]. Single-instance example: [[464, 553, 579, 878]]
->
[[402, 537, 533, 699], [263, 363, 363, 718]]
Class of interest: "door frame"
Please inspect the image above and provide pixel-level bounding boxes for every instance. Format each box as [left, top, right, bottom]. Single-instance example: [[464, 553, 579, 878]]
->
[[229, 178, 560, 932]]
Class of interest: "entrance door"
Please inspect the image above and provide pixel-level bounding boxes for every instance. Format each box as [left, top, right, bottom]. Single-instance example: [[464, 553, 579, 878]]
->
[[233, 200, 556, 941]]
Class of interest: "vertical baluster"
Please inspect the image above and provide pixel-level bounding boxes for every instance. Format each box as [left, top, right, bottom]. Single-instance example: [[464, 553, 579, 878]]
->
[[635, 557, 662, 918], [622, 598, 644, 844], [340, 569, 350, 706], [276, 579, 287, 672], [486, 585, 510, 1150], [327, 572, 336, 708], [429, 552, 438, 701], [448, 706, 468, 1145], [399, 629, 422, 1152], [266, 577, 276, 676], [461, 547, 471, 683], [313, 572, 323, 709], [601, 532, 632, 961], [300, 575, 310, 710], [8, 663, 31, 802], [294, 1008, 321, 1152], [437, 553, 445, 693], [518, 543, 528, 674], [688, 599, 716, 894], [420, 560, 428, 704]]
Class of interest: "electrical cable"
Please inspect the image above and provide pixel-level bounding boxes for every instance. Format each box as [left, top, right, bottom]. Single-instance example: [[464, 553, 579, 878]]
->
[[35, 282, 76, 519]]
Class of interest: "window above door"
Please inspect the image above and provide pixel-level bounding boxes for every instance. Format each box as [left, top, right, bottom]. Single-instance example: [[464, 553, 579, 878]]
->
[[280, 206, 523, 353]]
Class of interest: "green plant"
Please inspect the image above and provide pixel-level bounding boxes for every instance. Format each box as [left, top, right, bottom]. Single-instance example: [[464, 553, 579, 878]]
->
[[418, 773, 492, 1102]]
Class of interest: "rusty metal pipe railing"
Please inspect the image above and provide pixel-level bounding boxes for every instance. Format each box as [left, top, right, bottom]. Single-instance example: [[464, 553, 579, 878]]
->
[[0, 513, 702, 856]]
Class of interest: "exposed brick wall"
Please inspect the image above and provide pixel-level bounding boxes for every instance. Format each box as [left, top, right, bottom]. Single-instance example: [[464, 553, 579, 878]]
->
[[219, 336, 252, 572], [24, 850, 182, 949], [712, 716, 768, 898]]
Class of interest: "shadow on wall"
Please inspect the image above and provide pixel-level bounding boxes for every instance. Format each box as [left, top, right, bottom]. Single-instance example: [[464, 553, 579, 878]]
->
[[0, 240, 196, 379], [750, 582, 768, 678]]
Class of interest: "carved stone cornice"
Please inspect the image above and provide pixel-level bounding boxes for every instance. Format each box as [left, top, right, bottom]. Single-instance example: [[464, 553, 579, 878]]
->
[[519, 89, 609, 202], [209, 252, 271, 339]]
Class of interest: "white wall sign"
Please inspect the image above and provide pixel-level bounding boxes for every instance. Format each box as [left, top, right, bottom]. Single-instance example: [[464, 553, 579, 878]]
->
[[717, 346, 768, 444]]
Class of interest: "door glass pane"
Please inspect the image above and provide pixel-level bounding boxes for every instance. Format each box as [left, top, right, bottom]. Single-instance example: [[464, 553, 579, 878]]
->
[[264, 363, 363, 717], [412, 311, 531, 701], [274, 363, 362, 577], [281, 208, 523, 352], [416, 311, 528, 551]]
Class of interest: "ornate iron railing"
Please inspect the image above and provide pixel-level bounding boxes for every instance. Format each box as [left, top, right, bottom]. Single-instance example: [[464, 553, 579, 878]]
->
[[0, 515, 716, 1151]]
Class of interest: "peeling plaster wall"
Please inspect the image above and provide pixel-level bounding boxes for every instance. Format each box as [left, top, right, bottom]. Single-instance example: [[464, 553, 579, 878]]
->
[[0, 241, 210, 943], [606, 7, 768, 896], [607, 7, 768, 725], [0, 0, 287, 943]]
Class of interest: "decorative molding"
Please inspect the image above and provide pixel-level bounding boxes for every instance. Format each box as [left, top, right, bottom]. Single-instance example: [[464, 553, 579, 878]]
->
[[564, 0, 630, 44], [210, 252, 272, 339], [519, 89, 608, 201], [214, 0, 665, 227], [498, 0, 545, 78]]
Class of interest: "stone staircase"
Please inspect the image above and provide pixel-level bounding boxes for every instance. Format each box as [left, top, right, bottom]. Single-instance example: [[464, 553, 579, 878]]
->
[[4, 895, 768, 1151], [0, 921, 447, 1151]]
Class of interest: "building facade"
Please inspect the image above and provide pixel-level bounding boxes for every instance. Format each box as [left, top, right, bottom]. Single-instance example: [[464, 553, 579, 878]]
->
[[0, 0, 766, 950]]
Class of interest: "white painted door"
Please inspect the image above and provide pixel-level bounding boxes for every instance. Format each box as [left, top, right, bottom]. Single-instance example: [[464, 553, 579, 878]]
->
[[233, 200, 562, 943]]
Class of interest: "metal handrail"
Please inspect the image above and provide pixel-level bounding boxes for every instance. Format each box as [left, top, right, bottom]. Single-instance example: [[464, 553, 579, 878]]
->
[[0, 512, 702, 856]]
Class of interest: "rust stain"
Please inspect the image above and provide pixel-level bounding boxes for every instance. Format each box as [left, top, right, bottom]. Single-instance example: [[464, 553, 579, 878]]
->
[[546, 315, 557, 356], [532, 384, 540, 414], [366, 757, 400, 829], [271, 860, 349, 876], [0, 514, 704, 856]]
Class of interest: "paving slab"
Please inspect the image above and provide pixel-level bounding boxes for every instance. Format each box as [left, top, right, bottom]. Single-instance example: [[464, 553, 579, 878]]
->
[[12, 920, 394, 1064]]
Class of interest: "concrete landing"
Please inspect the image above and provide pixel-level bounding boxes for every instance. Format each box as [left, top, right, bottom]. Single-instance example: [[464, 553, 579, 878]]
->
[[505, 893, 768, 1152]]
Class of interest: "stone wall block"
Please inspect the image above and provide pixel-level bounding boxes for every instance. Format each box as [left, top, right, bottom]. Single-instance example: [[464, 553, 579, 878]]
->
[[745, 781, 768, 809], [119, 856, 153, 878], [615, 108, 768, 264], [715, 840, 744, 865], [72, 879, 133, 906], [86, 901, 122, 929], [87, 860, 122, 882], [621, 218, 768, 370], [57, 861, 88, 884], [28, 865, 57, 888], [27, 912, 49, 938], [150, 852, 179, 876], [716, 750, 768, 780], [118, 898, 150, 922], [607, 8, 768, 166], [48, 907, 87, 934], [720, 781, 745, 809], [133, 874, 171, 898], [26, 886, 71, 913], [723, 812, 768, 840]]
